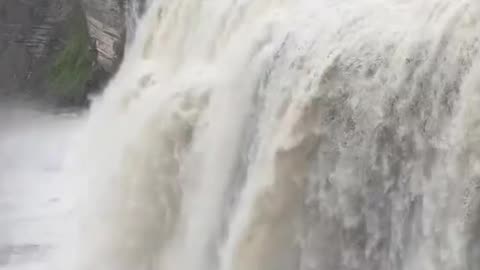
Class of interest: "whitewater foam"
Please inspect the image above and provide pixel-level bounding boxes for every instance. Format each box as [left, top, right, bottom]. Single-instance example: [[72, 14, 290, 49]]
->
[[73, 1, 480, 269]]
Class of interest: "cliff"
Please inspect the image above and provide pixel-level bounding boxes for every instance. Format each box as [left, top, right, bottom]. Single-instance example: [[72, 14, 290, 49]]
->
[[81, 0, 126, 73], [0, 0, 77, 98], [81, 0, 148, 71], [0, 0, 133, 105]]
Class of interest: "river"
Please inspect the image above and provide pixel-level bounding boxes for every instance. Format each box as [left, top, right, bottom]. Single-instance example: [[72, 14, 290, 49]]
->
[[0, 101, 82, 270], [4, 0, 480, 269]]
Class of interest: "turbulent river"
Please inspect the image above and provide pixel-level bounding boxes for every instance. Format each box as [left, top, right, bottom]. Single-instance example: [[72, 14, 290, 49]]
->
[[0, 102, 81, 270], [28, 0, 480, 269]]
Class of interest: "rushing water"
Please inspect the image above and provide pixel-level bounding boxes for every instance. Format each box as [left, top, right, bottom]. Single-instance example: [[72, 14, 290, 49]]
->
[[73, 0, 480, 269], [0, 102, 81, 270]]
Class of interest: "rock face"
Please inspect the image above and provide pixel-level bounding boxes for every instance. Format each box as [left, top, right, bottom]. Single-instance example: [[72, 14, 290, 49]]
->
[[0, 0, 76, 96], [81, 0, 126, 73], [0, 0, 134, 103], [81, 0, 150, 72]]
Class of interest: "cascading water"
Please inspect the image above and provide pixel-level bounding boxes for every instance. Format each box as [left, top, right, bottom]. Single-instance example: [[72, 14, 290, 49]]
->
[[72, 0, 480, 269]]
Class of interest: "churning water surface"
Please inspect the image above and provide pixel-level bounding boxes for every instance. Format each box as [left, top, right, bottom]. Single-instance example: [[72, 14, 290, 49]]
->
[[5, 0, 480, 270]]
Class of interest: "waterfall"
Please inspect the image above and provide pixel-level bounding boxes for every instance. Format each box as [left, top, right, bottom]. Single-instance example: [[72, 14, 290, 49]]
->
[[73, 0, 480, 269]]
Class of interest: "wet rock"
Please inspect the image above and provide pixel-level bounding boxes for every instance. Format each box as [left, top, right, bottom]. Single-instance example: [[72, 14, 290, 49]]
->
[[0, 0, 77, 97]]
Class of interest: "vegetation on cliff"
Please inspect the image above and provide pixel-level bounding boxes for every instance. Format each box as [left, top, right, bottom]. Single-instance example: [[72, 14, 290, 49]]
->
[[48, 10, 94, 105]]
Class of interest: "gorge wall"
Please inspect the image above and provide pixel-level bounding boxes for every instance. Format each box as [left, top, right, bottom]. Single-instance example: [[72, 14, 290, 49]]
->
[[0, 0, 132, 104], [81, 0, 126, 73], [0, 0, 76, 97]]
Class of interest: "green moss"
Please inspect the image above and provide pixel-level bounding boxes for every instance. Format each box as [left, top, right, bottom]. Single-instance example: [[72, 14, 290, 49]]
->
[[48, 11, 94, 104]]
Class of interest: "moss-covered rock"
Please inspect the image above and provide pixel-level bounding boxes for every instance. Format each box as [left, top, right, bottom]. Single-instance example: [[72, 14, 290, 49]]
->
[[48, 9, 94, 105], [0, 0, 130, 106]]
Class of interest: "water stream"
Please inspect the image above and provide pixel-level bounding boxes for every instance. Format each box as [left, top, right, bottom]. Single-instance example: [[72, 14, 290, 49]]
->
[[73, 1, 480, 269]]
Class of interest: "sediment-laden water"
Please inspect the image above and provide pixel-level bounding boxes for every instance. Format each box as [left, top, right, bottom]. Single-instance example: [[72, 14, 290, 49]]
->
[[73, 1, 480, 269]]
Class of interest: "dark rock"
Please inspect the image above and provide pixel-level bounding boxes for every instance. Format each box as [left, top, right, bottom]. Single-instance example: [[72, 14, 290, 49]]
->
[[81, 0, 149, 72], [0, 0, 142, 105], [0, 0, 76, 97], [81, 0, 126, 73]]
